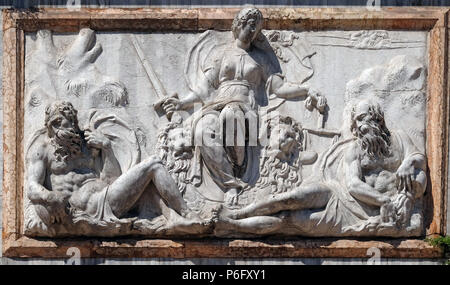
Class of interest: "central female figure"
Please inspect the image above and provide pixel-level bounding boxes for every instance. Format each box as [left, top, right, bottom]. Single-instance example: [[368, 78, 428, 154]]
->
[[162, 7, 326, 206]]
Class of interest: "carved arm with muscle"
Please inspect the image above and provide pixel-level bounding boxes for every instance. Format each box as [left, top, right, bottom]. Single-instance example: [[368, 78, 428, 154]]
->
[[84, 128, 122, 184], [267, 75, 327, 113], [26, 141, 71, 224], [395, 146, 426, 196], [343, 144, 391, 207]]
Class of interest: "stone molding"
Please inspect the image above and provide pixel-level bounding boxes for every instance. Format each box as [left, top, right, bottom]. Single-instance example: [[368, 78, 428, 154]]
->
[[2, 7, 448, 258]]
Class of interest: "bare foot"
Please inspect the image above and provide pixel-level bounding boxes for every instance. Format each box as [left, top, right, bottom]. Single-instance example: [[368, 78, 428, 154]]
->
[[218, 204, 242, 220], [166, 216, 214, 235], [133, 216, 167, 234]]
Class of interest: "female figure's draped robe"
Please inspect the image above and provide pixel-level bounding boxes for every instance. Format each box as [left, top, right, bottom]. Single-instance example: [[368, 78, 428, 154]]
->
[[186, 45, 283, 200]]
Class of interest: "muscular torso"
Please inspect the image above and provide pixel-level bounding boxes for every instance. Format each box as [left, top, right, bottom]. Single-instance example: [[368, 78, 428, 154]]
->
[[358, 135, 404, 193], [360, 133, 403, 169], [47, 144, 109, 213], [360, 152, 402, 174], [45, 143, 105, 198]]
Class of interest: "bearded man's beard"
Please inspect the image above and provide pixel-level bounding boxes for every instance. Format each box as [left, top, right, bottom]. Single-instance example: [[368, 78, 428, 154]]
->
[[51, 128, 83, 162], [354, 121, 391, 159]]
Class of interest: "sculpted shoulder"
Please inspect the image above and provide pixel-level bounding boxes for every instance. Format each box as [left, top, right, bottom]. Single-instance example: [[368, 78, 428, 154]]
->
[[26, 130, 52, 163], [389, 129, 412, 152], [344, 140, 360, 163]]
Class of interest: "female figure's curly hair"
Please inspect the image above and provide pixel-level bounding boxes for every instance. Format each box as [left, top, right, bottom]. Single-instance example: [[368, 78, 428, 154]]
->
[[231, 7, 264, 40]]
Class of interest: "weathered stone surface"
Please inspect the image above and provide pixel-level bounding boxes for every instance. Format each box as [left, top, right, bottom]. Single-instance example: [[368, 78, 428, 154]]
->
[[0, 256, 444, 265], [2, 7, 449, 258], [2, 236, 443, 259]]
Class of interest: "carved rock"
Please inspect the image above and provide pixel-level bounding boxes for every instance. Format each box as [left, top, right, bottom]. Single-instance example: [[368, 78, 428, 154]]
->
[[23, 7, 428, 238]]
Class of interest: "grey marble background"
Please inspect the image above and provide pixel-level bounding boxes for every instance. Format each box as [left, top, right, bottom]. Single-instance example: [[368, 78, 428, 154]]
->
[[1, 6, 449, 264]]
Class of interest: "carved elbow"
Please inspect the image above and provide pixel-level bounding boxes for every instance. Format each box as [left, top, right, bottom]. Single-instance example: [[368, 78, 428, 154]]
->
[[27, 186, 40, 203], [348, 181, 361, 194]]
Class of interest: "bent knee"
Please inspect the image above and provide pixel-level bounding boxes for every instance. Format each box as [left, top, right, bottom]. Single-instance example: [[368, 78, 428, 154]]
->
[[297, 183, 332, 197], [413, 170, 427, 198], [220, 105, 245, 124], [195, 115, 220, 142]]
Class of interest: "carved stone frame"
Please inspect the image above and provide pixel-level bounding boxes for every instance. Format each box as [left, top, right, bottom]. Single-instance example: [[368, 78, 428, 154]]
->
[[2, 7, 448, 259]]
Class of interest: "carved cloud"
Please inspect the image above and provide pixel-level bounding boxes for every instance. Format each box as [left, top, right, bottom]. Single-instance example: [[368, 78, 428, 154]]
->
[[342, 55, 427, 151]]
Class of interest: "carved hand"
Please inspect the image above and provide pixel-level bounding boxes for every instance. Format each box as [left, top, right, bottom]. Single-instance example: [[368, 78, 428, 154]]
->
[[395, 160, 415, 192], [162, 96, 183, 116], [380, 197, 395, 224], [45, 190, 71, 224], [224, 188, 240, 208], [392, 192, 413, 224], [85, 129, 111, 150], [306, 88, 327, 113], [316, 95, 327, 113]]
